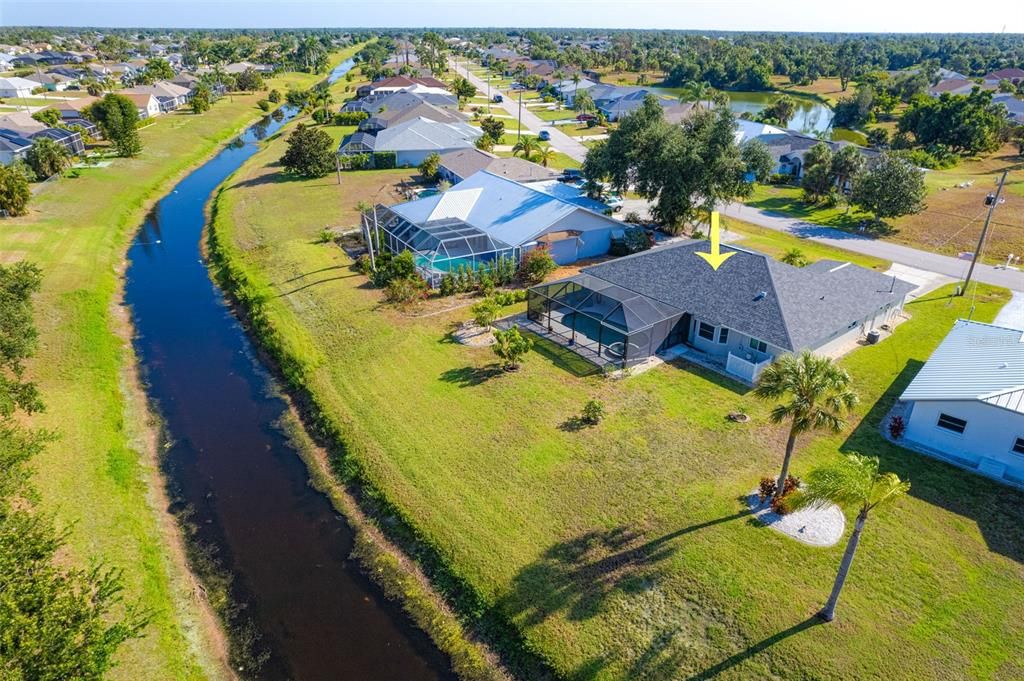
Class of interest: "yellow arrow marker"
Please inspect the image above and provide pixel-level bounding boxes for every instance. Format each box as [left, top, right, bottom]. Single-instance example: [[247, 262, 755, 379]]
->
[[695, 211, 735, 271]]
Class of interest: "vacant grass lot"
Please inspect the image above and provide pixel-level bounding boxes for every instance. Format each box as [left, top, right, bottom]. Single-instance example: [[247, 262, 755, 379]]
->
[[722, 216, 890, 271], [746, 151, 1024, 263], [211, 122, 1023, 680], [0, 53, 354, 680], [768, 76, 849, 105]]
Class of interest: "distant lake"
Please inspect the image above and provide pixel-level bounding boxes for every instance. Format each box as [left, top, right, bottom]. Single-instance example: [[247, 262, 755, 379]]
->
[[653, 87, 839, 139]]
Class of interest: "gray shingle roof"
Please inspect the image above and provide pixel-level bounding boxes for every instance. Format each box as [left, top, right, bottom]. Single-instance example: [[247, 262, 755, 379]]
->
[[901, 320, 1024, 413], [582, 241, 914, 351], [438, 148, 558, 182]]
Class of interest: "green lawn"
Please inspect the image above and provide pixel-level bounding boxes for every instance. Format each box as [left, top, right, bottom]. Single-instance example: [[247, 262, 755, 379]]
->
[[0, 51, 358, 681], [745, 183, 873, 229], [210, 123, 1023, 680], [533, 107, 577, 122], [722, 216, 890, 271], [495, 148, 580, 170]]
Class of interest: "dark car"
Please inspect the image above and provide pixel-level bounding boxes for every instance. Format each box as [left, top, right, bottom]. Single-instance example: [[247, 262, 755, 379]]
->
[[538, 129, 551, 141], [560, 168, 584, 182], [492, 94, 503, 103]]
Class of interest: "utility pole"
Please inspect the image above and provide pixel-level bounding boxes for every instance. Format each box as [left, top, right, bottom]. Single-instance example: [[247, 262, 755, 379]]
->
[[961, 170, 1008, 295], [517, 88, 523, 143], [335, 154, 342, 185]]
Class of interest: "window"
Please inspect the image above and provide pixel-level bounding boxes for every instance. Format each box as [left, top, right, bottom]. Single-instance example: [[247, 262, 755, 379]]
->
[[718, 327, 730, 344], [1013, 438, 1024, 455], [698, 322, 715, 341], [936, 413, 967, 434], [749, 337, 767, 353]]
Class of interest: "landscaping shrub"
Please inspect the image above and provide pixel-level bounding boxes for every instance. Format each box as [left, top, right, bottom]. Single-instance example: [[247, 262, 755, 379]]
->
[[257, 99, 272, 112], [334, 111, 369, 126], [888, 415, 906, 440], [758, 477, 777, 502], [438, 274, 456, 297], [581, 399, 606, 425], [768, 173, 793, 185], [491, 290, 527, 307], [623, 210, 644, 225], [373, 152, 397, 169], [315, 228, 335, 244], [384, 275, 427, 305], [470, 298, 501, 328], [356, 253, 373, 276], [520, 247, 557, 285], [268, 89, 281, 103], [342, 153, 371, 170], [312, 107, 332, 124], [781, 248, 808, 267], [371, 249, 417, 287]]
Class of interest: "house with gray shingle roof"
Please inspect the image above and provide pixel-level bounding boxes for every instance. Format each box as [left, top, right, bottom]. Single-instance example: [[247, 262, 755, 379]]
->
[[339, 116, 481, 167], [437, 147, 559, 184], [527, 240, 913, 378], [899, 319, 1024, 488]]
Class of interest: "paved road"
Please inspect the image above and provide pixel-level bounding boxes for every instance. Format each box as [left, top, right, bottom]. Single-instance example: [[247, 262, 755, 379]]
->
[[451, 59, 589, 162], [453, 60, 1023, 294], [720, 202, 1024, 292]]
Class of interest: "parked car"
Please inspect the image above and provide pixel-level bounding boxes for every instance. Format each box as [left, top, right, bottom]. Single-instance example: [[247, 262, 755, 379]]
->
[[605, 193, 624, 212], [560, 168, 584, 182], [492, 94, 503, 103], [510, 82, 527, 91], [576, 113, 596, 122], [538, 129, 551, 141]]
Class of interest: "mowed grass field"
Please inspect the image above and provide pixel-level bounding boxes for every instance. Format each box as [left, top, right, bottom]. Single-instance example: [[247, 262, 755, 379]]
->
[[746, 149, 1024, 264], [0, 51, 356, 680], [210, 121, 1024, 680]]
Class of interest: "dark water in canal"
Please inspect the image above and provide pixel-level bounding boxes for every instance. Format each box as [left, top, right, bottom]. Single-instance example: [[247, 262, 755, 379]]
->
[[124, 58, 456, 681]]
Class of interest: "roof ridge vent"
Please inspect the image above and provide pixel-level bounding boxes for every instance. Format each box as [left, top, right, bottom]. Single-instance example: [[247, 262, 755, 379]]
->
[[754, 291, 768, 301], [828, 262, 852, 273]]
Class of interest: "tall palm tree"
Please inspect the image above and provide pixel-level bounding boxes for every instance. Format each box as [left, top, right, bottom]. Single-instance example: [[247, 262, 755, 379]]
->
[[792, 453, 909, 622], [754, 351, 859, 499], [512, 136, 539, 161]]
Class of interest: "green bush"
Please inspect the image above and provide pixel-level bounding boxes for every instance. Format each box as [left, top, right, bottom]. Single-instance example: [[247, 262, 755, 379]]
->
[[257, 99, 271, 112], [470, 298, 501, 328], [342, 153, 371, 170], [373, 152, 397, 169], [385, 276, 426, 305], [492, 325, 533, 370], [520, 247, 557, 285], [581, 399, 606, 425], [334, 111, 369, 126]]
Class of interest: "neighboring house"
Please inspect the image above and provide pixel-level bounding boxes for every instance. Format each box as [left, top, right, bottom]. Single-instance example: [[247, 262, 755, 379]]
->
[[927, 78, 977, 97], [936, 67, 969, 80], [356, 75, 451, 99], [552, 78, 599, 107], [224, 61, 274, 74], [0, 53, 15, 70], [527, 241, 913, 376], [983, 68, 1024, 87], [371, 170, 623, 286], [24, 72, 77, 92], [746, 128, 879, 187], [899, 319, 1024, 488], [0, 130, 33, 166], [121, 92, 162, 119], [50, 95, 99, 121], [437, 147, 559, 184], [358, 99, 463, 133], [0, 112, 85, 156], [733, 119, 785, 145], [0, 76, 39, 98], [339, 116, 482, 166], [994, 93, 1024, 124], [479, 46, 520, 66], [341, 90, 458, 114], [124, 80, 192, 112]]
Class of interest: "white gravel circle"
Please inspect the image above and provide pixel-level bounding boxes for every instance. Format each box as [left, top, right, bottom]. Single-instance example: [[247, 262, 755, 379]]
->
[[747, 491, 845, 547]]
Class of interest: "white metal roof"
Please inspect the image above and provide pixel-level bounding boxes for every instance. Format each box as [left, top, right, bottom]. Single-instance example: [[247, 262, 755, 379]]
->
[[901, 319, 1024, 413]]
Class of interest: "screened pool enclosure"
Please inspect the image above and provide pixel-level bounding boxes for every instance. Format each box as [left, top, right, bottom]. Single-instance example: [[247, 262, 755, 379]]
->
[[369, 206, 517, 287], [527, 274, 686, 368]]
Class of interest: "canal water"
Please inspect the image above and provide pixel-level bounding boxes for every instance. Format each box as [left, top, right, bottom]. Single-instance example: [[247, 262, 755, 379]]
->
[[124, 58, 456, 681]]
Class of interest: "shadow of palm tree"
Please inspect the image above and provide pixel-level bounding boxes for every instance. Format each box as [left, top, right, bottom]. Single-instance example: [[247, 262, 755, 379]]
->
[[501, 511, 752, 628], [439, 364, 504, 387], [685, 617, 822, 680]]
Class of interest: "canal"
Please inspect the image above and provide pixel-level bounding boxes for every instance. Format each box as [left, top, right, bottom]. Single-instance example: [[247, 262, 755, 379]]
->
[[124, 58, 456, 681]]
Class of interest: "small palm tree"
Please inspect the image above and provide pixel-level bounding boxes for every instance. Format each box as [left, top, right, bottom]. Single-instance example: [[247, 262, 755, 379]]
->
[[754, 352, 859, 500], [792, 453, 910, 622], [682, 79, 714, 110], [535, 145, 555, 168], [512, 136, 539, 161]]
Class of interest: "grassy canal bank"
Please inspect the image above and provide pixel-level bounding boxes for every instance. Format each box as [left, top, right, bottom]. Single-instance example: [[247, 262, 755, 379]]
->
[[0, 53, 353, 680], [207, 107, 1023, 680]]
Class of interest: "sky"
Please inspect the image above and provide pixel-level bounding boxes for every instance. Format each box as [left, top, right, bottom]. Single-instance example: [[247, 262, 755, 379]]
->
[[2, 0, 1022, 33]]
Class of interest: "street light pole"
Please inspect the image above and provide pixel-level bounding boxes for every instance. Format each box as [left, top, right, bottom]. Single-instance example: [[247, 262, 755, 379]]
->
[[961, 170, 1008, 295]]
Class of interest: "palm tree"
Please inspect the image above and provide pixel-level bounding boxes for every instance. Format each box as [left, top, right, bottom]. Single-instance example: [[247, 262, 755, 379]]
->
[[512, 136, 539, 161], [571, 72, 581, 105], [534, 145, 555, 168], [792, 453, 910, 622], [683, 79, 714, 110], [754, 351, 859, 500]]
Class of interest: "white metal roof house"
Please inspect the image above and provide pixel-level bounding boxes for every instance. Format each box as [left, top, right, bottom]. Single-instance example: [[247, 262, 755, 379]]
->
[[370, 170, 623, 286], [0, 76, 39, 99], [899, 319, 1024, 488]]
